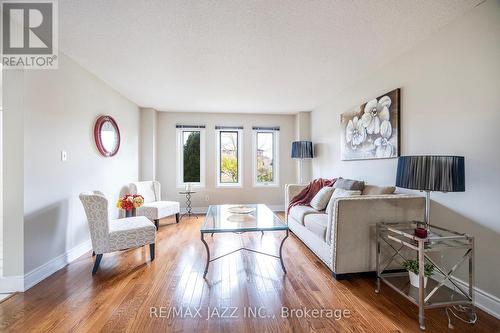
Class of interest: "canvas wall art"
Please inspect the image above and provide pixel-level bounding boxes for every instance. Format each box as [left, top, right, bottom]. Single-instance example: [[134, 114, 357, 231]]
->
[[340, 88, 400, 161]]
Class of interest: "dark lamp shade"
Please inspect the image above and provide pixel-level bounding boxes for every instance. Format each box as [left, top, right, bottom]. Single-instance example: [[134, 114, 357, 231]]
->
[[291, 141, 314, 159], [396, 155, 465, 192]]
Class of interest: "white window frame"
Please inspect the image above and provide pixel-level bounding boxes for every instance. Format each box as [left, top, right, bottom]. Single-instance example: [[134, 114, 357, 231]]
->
[[176, 128, 205, 188], [253, 129, 279, 187], [216, 128, 243, 188]]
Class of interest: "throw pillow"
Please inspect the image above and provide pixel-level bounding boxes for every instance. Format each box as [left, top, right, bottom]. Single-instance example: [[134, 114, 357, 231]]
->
[[310, 186, 335, 211], [325, 188, 362, 212], [362, 185, 396, 195], [333, 178, 365, 191]]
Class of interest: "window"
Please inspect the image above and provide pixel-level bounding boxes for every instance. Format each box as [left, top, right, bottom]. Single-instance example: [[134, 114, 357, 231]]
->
[[216, 127, 243, 187], [253, 128, 279, 186], [176, 126, 205, 187]]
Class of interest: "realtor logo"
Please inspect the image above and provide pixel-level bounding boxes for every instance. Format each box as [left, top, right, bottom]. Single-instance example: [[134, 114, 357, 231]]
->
[[1, 0, 58, 69]]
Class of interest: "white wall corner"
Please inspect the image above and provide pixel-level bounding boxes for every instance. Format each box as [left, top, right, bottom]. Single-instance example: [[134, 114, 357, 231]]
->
[[0, 275, 24, 293]]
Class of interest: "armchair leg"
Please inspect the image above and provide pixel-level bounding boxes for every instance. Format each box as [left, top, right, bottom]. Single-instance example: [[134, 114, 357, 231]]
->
[[154, 219, 159, 230], [92, 254, 103, 275], [149, 243, 155, 261], [175, 213, 180, 223]]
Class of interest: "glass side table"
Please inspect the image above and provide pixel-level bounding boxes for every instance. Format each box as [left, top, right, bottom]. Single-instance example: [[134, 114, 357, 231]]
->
[[375, 221, 476, 330], [179, 191, 197, 220]]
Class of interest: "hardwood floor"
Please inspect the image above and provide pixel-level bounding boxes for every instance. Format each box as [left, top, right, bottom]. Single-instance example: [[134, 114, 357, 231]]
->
[[1, 214, 499, 333]]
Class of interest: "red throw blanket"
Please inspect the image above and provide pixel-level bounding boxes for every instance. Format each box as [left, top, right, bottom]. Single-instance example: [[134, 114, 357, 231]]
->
[[287, 178, 337, 214]]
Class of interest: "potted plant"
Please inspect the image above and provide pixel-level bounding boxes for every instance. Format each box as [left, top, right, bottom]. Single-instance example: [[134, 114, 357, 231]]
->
[[117, 194, 144, 217], [402, 259, 435, 288]]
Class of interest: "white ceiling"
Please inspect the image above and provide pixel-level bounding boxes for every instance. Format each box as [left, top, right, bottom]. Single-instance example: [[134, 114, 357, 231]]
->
[[59, 0, 480, 113]]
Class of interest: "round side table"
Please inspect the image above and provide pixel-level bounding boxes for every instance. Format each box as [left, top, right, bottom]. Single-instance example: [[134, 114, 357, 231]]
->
[[179, 191, 197, 220]]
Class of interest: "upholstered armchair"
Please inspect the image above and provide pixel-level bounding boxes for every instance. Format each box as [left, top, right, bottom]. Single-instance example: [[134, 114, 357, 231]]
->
[[130, 181, 180, 229], [79, 191, 157, 274]]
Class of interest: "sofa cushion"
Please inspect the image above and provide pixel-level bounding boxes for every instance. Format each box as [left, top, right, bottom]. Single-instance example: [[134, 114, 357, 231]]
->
[[289, 205, 320, 224], [304, 214, 329, 241], [325, 188, 362, 213], [333, 178, 365, 191], [310, 186, 335, 210], [362, 185, 396, 195]]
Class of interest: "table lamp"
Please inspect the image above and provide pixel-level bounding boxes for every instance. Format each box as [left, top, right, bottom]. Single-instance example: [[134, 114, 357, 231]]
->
[[396, 155, 465, 230]]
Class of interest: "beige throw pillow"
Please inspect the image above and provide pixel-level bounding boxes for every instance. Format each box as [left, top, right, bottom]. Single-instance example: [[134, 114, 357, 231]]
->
[[325, 188, 362, 212], [310, 186, 335, 211], [362, 185, 396, 195]]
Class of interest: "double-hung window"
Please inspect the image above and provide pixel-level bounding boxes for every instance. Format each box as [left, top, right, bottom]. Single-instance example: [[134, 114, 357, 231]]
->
[[253, 127, 279, 186], [176, 125, 205, 187], [216, 126, 243, 187]]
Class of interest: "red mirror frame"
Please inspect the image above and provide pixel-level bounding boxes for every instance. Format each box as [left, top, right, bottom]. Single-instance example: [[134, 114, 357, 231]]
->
[[94, 115, 121, 157]]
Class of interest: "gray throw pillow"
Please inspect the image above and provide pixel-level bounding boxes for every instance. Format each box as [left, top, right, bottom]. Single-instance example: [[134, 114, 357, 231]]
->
[[333, 178, 365, 191], [310, 186, 335, 211]]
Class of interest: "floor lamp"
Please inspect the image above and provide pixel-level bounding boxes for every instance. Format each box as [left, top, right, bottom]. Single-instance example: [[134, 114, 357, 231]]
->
[[291, 141, 314, 184], [395, 155, 465, 230]]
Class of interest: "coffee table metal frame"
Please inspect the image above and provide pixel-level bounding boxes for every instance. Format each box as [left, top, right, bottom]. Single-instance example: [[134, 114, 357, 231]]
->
[[200, 205, 289, 278]]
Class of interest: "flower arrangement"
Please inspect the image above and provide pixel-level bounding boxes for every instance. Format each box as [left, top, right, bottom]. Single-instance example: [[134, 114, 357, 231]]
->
[[116, 194, 144, 211]]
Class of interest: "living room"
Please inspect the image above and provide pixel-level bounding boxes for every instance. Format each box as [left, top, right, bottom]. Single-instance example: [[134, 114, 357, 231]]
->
[[1, 0, 499, 332]]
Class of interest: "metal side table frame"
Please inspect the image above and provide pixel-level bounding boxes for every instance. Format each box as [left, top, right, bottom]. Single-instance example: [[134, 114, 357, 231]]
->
[[375, 221, 476, 330], [179, 191, 197, 220]]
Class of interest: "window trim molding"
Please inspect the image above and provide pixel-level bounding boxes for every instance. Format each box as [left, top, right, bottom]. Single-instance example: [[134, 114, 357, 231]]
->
[[216, 128, 243, 188], [252, 129, 280, 187], [176, 127, 206, 188]]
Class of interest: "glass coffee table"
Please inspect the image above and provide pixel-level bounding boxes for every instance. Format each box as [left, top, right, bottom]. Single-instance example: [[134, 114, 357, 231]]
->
[[200, 204, 289, 278]]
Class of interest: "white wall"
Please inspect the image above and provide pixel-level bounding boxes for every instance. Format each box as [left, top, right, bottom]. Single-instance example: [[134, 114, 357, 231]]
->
[[156, 112, 296, 210], [140, 108, 157, 181], [1, 70, 25, 286], [22, 53, 140, 274], [294, 111, 312, 183], [311, 0, 500, 299]]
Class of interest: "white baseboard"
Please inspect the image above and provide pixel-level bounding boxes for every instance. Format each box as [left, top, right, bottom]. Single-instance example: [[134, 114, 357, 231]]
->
[[24, 239, 92, 291], [0, 275, 24, 293], [451, 276, 500, 319], [434, 272, 500, 319], [182, 205, 285, 214]]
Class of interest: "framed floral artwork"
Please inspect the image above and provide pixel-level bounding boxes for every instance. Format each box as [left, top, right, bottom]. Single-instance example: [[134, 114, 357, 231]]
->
[[340, 88, 400, 161]]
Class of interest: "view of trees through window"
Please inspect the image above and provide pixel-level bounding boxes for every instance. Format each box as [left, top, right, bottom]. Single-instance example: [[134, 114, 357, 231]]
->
[[256, 132, 274, 183], [183, 131, 201, 182], [219, 131, 238, 183]]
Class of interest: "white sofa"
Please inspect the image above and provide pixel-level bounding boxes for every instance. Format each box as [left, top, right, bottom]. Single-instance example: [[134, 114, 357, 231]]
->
[[130, 181, 180, 229], [285, 184, 425, 279]]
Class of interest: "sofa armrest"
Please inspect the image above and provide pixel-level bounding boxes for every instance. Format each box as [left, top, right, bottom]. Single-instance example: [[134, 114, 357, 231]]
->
[[284, 184, 307, 220], [330, 195, 425, 274]]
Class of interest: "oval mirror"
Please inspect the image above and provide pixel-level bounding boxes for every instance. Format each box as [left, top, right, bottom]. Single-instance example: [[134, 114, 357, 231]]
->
[[94, 116, 120, 157]]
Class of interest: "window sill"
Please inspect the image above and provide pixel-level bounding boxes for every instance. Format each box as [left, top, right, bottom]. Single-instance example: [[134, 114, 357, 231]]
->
[[176, 184, 205, 190], [216, 184, 243, 188], [253, 183, 280, 188]]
